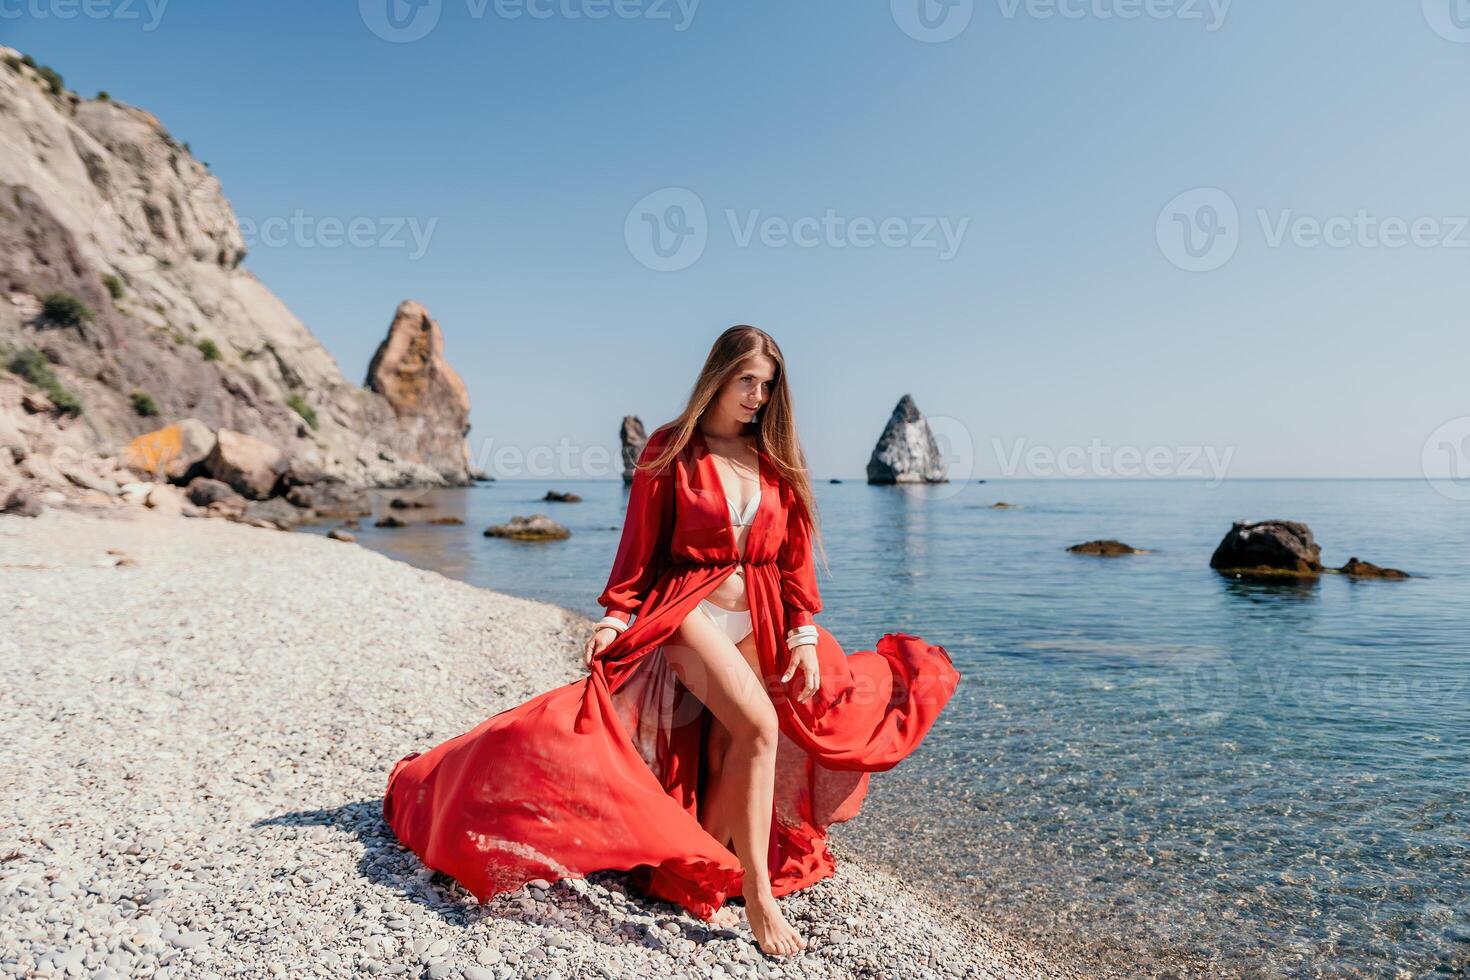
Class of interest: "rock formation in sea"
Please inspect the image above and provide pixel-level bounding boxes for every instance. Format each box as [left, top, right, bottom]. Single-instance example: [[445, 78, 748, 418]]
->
[[620, 415, 647, 484], [0, 45, 474, 505], [1067, 539, 1144, 556], [483, 514, 571, 541], [364, 300, 473, 485], [866, 394, 948, 484], [1337, 557, 1409, 579], [1209, 520, 1323, 578]]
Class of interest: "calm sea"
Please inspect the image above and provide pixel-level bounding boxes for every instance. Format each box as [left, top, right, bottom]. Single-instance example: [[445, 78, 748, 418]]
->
[[303, 478, 1469, 978]]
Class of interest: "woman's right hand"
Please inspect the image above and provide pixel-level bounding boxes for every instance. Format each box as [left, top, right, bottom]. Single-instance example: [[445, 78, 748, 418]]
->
[[583, 626, 619, 668]]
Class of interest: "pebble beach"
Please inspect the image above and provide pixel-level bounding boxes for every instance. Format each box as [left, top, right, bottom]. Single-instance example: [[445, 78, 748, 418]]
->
[[0, 507, 1086, 980]]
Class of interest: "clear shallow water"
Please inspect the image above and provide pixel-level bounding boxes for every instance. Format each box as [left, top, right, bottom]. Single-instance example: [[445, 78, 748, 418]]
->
[[304, 479, 1470, 977]]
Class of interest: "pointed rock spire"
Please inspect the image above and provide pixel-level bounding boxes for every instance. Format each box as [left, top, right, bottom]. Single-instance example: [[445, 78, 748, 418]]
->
[[619, 416, 647, 484], [364, 300, 472, 482], [866, 394, 947, 484]]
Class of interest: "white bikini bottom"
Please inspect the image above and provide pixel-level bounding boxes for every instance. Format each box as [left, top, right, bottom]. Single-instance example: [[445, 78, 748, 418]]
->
[[697, 599, 753, 645]]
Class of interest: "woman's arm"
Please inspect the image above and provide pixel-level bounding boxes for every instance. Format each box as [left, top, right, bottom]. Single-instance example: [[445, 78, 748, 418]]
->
[[596, 435, 676, 627], [777, 482, 821, 636]]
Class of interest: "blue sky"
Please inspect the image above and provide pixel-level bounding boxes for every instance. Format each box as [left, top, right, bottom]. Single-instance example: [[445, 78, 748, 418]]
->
[[7, 0, 1469, 479]]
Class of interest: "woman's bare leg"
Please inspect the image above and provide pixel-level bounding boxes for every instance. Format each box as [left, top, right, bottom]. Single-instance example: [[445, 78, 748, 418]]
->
[[699, 628, 762, 852], [665, 607, 806, 956]]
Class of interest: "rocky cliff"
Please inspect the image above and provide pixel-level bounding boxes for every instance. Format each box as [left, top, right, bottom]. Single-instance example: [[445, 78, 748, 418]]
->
[[0, 46, 473, 489]]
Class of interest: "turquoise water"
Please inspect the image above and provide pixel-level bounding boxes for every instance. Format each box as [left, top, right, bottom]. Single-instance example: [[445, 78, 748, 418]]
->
[[304, 479, 1469, 977]]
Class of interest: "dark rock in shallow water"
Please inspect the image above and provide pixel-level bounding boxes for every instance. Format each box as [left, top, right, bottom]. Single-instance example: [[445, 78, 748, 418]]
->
[[1067, 539, 1144, 556], [543, 490, 582, 502], [328, 527, 357, 542], [375, 514, 407, 528], [1210, 520, 1322, 578], [1337, 557, 1409, 579], [483, 514, 570, 541], [990, 501, 1016, 509], [428, 516, 464, 526], [389, 497, 429, 510], [867, 394, 947, 484]]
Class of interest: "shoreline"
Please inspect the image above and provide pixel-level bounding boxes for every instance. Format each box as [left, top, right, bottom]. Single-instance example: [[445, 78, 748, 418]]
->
[[1, 507, 1091, 979]]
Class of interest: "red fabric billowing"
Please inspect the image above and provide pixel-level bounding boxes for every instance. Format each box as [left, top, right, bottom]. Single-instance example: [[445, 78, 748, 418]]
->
[[383, 426, 961, 920]]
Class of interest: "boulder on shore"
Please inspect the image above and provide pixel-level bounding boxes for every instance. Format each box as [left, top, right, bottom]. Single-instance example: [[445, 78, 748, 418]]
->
[[244, 497, 312, 531], [122, 420, 216, 483], [205, 429, 286, 500], [483, 514, 571, 541], [2, 487, 43, 517], [1067, 539, 1143, 556], [1210, 520, 1322, 578], [287, 482, 371, 518], [186, 477, 242, 508]]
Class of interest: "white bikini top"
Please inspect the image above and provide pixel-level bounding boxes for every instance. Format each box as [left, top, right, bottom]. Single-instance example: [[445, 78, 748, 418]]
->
[[726, 488, 761, 528]]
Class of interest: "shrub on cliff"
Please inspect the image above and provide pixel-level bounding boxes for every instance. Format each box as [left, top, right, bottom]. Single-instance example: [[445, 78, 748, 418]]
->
[[41, 291, 93, 327], [197, 338, 222, 361], [130, 389, 159, 417], [102, 274, 124, 299], [6, 347, 82, 415], [36, 65, 63, 95], [287, 394, 318, 430]]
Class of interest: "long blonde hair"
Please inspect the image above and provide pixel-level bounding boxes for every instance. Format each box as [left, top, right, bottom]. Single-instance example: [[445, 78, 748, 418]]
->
[[640, 325, 829, 575]]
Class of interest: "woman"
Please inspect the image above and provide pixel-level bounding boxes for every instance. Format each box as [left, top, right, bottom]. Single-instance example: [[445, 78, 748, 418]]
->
[[383, 325, 961, 957]]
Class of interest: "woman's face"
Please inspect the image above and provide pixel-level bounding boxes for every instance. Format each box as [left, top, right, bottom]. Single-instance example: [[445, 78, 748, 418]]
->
[[714, 353, 777, 427]]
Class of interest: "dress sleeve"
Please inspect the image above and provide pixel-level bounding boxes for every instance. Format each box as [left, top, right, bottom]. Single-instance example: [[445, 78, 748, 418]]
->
[[777, 482, 822, 631], [597, 438, 676, 624]]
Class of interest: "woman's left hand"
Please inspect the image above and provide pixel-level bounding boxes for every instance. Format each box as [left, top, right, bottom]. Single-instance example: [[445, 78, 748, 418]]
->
[[781, 642, 820, 702]]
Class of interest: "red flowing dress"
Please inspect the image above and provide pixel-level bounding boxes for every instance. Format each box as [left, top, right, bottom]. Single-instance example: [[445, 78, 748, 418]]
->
[[382, 426, 961, 920]]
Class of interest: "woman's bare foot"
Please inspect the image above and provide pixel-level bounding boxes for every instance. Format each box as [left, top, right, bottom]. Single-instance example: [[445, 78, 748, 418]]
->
[[742, 881, 806, 956], [708, 905, 741, 929]]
